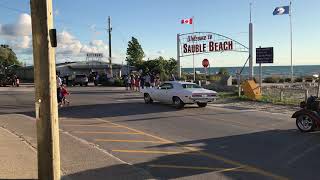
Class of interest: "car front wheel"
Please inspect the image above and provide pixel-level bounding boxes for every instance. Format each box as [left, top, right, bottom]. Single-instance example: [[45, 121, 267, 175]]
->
[[144, 93, 153, 104], [197, 102, 207, 108]]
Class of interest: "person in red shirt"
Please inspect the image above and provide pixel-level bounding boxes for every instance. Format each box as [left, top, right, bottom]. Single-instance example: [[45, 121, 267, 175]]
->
[[135, 76, 140, 92], [61, 84, 70, 106]]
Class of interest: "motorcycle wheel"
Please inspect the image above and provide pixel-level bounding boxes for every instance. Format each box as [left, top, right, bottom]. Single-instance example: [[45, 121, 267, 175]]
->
[[296, 114, 315, 132]]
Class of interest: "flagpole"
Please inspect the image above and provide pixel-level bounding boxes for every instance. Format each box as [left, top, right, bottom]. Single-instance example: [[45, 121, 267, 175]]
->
[[290, 1, 293, 83], [192, 16, 195, 82]]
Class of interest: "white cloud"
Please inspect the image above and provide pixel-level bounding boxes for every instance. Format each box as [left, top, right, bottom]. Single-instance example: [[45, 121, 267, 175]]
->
[[0, 13, 32, 54], [0, 13, 31, 37], [156, 50, 165, 55], [0, 14, 119, 64], [90, 40, 104, 47], [56, 30, 108, 58], [54, 9, 60, 16]]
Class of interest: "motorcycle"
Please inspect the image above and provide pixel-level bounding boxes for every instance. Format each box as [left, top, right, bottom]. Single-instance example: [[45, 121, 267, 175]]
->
[[292, 96, 320, 132]]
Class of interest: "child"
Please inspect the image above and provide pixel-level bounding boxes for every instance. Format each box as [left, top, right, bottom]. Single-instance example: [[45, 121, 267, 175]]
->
[[61, 84, 70, 106]]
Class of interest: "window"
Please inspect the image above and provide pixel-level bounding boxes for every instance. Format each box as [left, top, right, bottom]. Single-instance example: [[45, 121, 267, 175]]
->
[[160, 83, 173, 89], [182, 84, 201, 89]]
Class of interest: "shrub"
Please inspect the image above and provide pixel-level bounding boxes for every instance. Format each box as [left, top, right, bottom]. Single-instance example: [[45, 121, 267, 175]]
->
[[196, 74, 206, 81], [218, 68, 229, 75], [114, 79, 125, 87], [208, 75, 221, 81], [232, 79, 238, 85], [263, 76, 280, 83], [294, 77, 303, 83], [285, 78, 291, 82], [279, 78, 285, 83]]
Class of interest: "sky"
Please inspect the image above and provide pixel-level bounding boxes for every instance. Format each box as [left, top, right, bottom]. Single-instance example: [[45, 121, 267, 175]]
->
[[0, 0, 319, 68]]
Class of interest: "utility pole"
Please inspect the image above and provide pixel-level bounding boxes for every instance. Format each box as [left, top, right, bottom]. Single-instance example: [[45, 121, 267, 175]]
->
[[30, 0, 61, 180], [177, 34, 181, 79], [249, 2, 254, 80], [108, 16, 113, 77]]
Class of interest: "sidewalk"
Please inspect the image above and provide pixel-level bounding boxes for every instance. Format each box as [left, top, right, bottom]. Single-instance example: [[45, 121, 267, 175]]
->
[[0, 127, 37, 179], [0, 114, 153, 180]]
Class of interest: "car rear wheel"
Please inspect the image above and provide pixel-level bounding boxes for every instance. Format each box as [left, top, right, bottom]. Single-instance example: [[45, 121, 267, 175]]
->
[[197, 102, 207, 108], [173, 97, 184, 109], [144, 93, 153, 104]]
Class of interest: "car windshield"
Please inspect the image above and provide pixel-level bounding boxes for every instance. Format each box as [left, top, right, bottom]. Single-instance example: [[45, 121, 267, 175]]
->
[[182, 84, 201, 89]]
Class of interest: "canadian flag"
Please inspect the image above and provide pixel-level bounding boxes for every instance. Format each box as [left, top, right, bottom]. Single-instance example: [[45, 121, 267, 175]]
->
[[181, 18, 193, 24]]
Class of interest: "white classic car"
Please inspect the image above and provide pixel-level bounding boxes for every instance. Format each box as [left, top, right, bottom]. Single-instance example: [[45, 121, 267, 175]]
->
[[142, 81, 217, 109]]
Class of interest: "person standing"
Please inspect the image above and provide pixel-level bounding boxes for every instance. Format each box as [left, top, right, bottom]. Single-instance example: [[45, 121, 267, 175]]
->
[[140, 75, 145, 89], [130, 75, 135, 91], [135, 76, 140, 92], [124, 75, 129, 90], [155, 74, 161, 87], [150, 74, 155, 88], [56, 75, 62, 106], [145, 73, 151, 88]]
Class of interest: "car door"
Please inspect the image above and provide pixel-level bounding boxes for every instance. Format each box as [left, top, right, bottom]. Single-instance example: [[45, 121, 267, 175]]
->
[[162, 83, 175, 103], [157, 83, 171, 103]]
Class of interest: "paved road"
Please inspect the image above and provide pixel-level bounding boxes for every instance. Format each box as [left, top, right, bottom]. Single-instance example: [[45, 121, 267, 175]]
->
[[1, 86, 319, 180]]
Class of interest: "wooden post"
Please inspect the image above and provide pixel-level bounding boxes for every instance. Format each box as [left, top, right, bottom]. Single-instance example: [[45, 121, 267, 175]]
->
[[259, 63, 262, 94], [317, 72, 320, 97], [237, 71, 241, 97], [30, 0, 61, 180], [108, 16, 113, 77], [305, 89, 309, 102], [280, 89, 284, 102]]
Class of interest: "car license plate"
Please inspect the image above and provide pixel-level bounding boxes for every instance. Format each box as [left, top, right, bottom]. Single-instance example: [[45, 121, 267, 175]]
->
[[202, 94, 207, 97]]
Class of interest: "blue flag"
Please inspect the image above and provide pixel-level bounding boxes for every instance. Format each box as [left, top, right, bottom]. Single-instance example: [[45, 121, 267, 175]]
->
[[273, 6, 290, 15]]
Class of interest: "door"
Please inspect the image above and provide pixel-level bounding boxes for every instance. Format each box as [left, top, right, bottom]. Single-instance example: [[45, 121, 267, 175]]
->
[[158, 83, 174, 103]]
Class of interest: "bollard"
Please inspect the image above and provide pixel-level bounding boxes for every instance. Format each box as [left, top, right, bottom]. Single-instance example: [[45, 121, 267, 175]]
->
[[305, 89, 309, 102], [237, 73, 241, 97], [280, 89, 284, 101]]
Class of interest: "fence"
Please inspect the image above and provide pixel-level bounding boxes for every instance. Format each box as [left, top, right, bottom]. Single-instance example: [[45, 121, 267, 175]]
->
[[262, 86, 319, 105]]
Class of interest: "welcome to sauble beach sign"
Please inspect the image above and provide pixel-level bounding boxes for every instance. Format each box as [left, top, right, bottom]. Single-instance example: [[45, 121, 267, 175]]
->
[[179, 32, 249, 57]]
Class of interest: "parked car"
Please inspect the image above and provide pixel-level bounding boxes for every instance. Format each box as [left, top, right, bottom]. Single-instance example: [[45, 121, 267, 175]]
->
[[0, 74, 15, 87], [72, 74, 88, 86], [142, 81, 217, 109], [0, 74, 7, 87]]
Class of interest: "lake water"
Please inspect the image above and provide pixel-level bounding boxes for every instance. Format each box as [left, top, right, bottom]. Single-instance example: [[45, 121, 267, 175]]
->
[[182, 65, 320, 77]]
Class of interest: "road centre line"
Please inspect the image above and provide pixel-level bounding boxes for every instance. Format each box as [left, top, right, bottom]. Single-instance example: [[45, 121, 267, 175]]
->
[[112, 149, 199, 155], [179, 109, 273, 131], [94, 117, 288, 180], [95, 139, 167, 144], [94, 118, 172, 143], [62, 124, 120, 128], [148, 164, 244, 173], [72, 131, 142, 135], [60, 119, 102, 122]]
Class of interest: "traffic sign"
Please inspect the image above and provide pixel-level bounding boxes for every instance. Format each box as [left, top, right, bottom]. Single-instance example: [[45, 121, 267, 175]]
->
[[256, 47, 273, 64], [202, 59, 209, 68]]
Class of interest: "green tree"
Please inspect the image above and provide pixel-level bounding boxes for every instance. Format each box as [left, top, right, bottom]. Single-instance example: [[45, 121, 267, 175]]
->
[[140, 56, 177, 81], [126, 37, 145, 67], [0, 45, 21, 68], [218, 67, 229, 75]]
